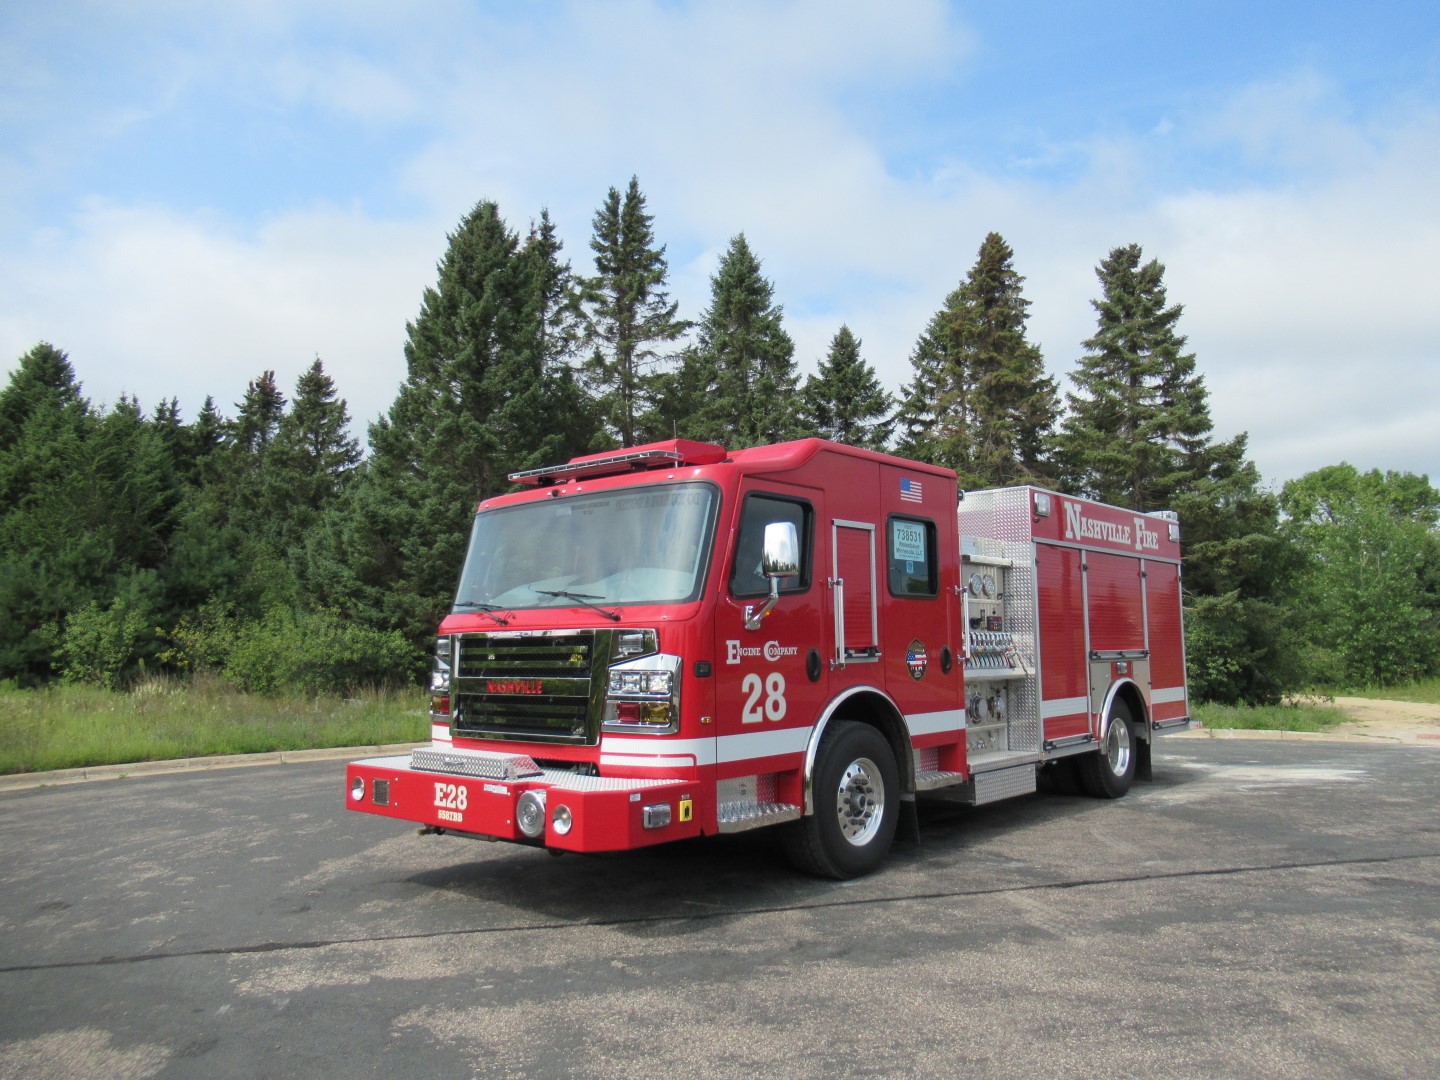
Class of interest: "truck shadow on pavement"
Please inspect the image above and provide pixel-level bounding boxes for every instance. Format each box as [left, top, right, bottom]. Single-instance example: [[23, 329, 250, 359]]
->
[[397, 763, 1202, 934]]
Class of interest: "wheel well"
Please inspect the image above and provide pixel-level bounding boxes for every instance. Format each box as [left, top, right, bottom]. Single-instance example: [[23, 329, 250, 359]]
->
[[1109, 681, 1154, 781], [1111, 683, 1151, 741], [825, 691, 914, 794]]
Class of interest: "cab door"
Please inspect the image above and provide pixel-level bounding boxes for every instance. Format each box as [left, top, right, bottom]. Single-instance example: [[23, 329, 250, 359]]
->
[[713, 483, 825, 800]]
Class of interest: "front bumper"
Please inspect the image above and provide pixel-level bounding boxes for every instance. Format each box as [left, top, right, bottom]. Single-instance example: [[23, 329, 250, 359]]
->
[[346, 746, 700, 853]]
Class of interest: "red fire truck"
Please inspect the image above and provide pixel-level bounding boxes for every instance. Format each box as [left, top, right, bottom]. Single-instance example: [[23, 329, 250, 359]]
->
[[346, 438, 1189, 878]]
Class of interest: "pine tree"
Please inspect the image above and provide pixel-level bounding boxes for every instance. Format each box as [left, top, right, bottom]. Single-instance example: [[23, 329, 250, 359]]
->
[[1060, 243, 1213, 509], [261, 358, 362, 558], [0, 346, 96, 681], [800, 325, 893, 449], [271, 359, 361, 515], [506, 209, 597, 469], [684, 234, 801, 448], [231, 370, 286, 458], [185, 396, 226, 489], [522, 209, 586, 380], [0, 342, 88, 456], [313, 199, 580, 658], [894, 234, 1057, 487], [1060, 243, 1298, 703], [581, 177, 688, 446], [0, 358, 186, 683]]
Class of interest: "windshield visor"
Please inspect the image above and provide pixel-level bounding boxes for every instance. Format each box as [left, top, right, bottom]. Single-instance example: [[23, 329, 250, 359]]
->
[[454, 483, 718, 613]]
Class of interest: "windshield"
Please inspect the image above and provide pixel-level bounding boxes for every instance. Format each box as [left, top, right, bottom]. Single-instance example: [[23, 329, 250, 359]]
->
[[453, 482, 719, 612]]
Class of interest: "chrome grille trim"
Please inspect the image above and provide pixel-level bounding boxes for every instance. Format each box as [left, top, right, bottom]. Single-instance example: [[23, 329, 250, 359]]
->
[[451, 629, 611, 745]]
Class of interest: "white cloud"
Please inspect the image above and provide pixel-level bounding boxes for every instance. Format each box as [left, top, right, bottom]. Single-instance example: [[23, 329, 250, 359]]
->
[[0, 200, 440, 430], [3, 7, 1438, 490]]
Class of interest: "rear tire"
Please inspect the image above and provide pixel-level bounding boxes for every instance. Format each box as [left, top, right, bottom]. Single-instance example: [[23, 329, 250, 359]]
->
[[1078, 700, 1137, 799], [782, 720, 899, 879]]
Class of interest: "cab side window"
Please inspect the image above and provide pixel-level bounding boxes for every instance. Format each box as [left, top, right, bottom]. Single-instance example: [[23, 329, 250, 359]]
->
[[888, 515, 938, 597], [731, 495, 811, 597]]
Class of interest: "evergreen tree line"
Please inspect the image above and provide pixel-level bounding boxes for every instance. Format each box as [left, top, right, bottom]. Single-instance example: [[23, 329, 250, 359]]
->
[[3, 178, 1436, 700]]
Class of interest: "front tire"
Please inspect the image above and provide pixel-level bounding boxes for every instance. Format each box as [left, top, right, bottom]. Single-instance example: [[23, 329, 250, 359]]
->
[[783, 720, 899, 879], [1078, 700, 1137, 799]]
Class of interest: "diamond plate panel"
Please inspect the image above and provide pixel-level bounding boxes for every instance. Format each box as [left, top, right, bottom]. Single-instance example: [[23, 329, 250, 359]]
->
[[972, 763, 1038, 805], [410, 747, 543, 780]]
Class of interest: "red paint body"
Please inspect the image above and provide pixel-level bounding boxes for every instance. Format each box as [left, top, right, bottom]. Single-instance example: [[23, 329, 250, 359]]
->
[[346, 440, 1189, 858]]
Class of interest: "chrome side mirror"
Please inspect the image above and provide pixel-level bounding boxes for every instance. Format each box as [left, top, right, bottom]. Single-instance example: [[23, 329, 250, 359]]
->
[[746, 521, 800, 630]]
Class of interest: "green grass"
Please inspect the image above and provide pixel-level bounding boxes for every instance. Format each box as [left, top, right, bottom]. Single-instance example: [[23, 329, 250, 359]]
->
[[0, 677, 429, 775], [1193, 700, 1349, 732], [1338, 678, 1440, 705]]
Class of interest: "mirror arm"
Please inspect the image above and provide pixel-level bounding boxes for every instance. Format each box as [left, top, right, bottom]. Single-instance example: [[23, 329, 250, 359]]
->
[[744, 578, 782, 632]]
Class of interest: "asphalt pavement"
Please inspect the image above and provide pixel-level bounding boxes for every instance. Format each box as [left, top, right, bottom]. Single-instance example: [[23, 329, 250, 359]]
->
[[1, 736, 1437, 1079]]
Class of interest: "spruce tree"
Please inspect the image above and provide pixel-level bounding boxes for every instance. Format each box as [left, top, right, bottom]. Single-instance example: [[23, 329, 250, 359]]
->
[[185, 396, 226, 488], [1061, 243, 1298, 703], [264, 358, 362, 556], [0, 342, 88, 456], [1060, 243, 1212, 508], [0, 346, 95, 681], [0, 358, 185, 683], [231, 370, 286, 459], [894, 233, 1057, 487], [506, 209, 597, 469], [314, 199, 583, 659], [684, 234, 801, 448], [581, 177, 688, 447], [800, 325, 893, 450]]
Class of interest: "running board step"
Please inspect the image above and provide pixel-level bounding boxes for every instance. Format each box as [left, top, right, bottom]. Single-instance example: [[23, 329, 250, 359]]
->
[[914, 769, 967, 792], [922, 763, 1040, 807], [717, 801, 802, 834]]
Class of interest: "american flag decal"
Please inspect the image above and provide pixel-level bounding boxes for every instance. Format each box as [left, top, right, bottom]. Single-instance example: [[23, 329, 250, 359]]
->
[[900, 477, 923, 503]]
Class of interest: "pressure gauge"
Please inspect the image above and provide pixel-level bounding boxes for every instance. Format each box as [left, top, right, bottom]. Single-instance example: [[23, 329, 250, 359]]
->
[[968, 572, 984, 597], [981, 573, 996, 598]]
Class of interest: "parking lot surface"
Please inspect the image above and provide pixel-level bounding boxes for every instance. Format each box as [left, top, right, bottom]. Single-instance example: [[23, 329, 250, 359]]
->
[[2, 737, 1437, 1079]]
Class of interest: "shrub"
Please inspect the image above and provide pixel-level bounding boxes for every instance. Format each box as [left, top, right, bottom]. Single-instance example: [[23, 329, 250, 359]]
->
[[223, 608, 418, 695], [56, 577, 163, 690]]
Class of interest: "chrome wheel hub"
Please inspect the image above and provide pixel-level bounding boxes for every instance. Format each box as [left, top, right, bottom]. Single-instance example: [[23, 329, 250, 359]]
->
[[1105, 717, 1132, 776], [835, 757, 885, 846]]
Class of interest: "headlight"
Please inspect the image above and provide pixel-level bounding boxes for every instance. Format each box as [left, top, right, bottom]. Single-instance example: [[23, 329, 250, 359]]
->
[[350, 776, 365, 802], [551, 804, 573, 836], [604, 653, 682, 733], [609, 670, 673, 697]]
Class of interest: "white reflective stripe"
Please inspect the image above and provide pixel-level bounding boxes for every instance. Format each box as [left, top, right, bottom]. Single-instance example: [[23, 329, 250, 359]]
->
[[1041, 696, 1089, 719], [1151, 685, 1187, 704], [907, 708, 967, 735], [599, 754, 699, 770], [718, 726, 810, 763], [431, 723, 453, 743], [602, 736, 716, 766], [601, 729, 810, 768]]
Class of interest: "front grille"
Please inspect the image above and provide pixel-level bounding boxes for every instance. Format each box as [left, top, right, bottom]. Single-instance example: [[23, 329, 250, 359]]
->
[[451, 630, 605, 745]]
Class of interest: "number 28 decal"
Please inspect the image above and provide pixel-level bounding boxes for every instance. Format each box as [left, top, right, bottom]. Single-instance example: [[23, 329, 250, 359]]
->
[[741, 672, 787, 724]]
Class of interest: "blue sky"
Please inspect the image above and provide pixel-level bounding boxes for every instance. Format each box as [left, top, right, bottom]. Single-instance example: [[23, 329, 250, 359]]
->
[[3, 1, 1438, 486]]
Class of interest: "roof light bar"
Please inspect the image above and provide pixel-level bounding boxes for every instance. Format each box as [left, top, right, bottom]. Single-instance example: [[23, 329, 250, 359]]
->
[[509, 440, 726, 485]]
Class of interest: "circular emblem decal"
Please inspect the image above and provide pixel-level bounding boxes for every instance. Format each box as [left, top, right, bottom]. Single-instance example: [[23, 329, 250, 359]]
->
[[906, 639, 928, 681]]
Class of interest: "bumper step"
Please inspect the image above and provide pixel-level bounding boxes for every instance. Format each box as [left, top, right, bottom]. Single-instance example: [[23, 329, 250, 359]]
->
[[716, 801, 801, 833]]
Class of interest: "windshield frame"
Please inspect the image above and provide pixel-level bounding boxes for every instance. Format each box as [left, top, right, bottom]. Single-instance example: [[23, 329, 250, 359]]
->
[[452, 480, 722, 615]]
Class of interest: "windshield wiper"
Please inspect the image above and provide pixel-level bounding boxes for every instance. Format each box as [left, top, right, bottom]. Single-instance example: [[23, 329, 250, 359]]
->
[[453, 600, 511, 625], [534, 589, 622, 622]]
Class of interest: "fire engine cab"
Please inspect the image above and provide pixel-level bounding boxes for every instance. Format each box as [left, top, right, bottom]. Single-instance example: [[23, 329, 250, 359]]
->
[[346, 438, 1189, 878]]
